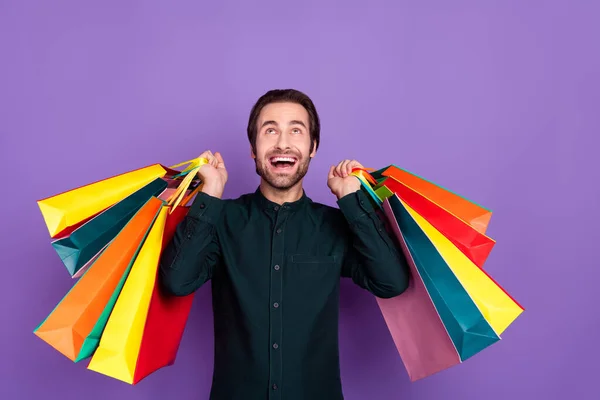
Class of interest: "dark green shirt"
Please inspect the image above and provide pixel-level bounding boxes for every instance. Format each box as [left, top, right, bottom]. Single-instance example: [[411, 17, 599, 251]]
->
[[158, 187, 409, 400]]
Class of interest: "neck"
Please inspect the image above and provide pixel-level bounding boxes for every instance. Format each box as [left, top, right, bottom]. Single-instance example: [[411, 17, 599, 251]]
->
[[259, 179, 304, 205]]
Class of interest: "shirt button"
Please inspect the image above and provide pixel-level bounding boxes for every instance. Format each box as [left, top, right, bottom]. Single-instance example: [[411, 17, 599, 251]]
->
[[274, 265, 280, 271], [200, 203, 205, 208], [273, 343, 279, 349], [276, 228, 282, 234], [272, 384, 278, 390], [273, 302, 279, 308], [274, 206, 279, 211]]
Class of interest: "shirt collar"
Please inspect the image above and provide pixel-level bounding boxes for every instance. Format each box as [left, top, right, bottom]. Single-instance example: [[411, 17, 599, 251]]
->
[[253, 186, 310, 212]]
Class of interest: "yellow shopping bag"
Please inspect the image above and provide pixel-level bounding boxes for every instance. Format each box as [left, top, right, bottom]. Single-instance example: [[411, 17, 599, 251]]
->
[[406, 206, 524, 335], [37, 157, 207, 238], [86, 205, 169, 383], [37, 165, 170, 238]]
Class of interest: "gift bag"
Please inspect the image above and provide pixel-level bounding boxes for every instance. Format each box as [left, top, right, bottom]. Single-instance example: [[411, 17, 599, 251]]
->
[[35, 156, 208, 383], [37, 164, 175, 238], [376, 198, 461, 381], [386, 194, 500, 360], [87, 205, 194, 384], [353, 164, 523, 381], [402, 198, 523, 335], [375, 165, 493, 234], [34, 197, 164, 361], [133, 205, 195, 383], [37, 157, 206, 239], [51, 179, 167, 277], [352, 166, 496, 270], [380, 176, 495, 269]]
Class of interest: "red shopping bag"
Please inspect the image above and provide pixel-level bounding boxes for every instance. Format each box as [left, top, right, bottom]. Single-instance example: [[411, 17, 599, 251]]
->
[[381, 176, 495, 269], [132, 205, 195, 384]]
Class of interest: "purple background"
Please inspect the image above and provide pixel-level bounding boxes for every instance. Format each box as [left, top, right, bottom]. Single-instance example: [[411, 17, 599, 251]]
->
[[1, 1, 598, 399]]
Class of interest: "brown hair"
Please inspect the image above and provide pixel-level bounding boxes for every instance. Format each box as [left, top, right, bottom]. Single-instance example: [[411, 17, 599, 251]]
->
[[247, 89, 320, 155]]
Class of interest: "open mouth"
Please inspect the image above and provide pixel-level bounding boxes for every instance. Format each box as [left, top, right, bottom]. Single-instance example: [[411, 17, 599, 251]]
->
[[269, 155, 298, 170]]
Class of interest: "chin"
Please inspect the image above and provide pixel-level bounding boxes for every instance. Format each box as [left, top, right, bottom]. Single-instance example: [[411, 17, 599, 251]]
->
[[255, 157, 310, 190], [266, 174, 300, 190]]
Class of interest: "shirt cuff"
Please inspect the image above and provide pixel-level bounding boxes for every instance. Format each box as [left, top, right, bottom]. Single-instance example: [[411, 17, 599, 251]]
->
[[187, 191, 225, 224], [337, 190, 375, 225]]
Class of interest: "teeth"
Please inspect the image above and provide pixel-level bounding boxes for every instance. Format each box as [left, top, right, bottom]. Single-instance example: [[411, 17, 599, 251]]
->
[[271, 157, 296, 163]]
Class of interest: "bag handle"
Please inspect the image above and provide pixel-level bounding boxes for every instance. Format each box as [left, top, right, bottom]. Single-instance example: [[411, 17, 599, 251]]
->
[[350, 167, 385, 207], [166, 157, 209, 212]]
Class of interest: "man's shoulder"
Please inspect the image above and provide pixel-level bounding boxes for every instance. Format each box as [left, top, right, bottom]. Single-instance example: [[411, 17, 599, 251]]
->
[[219, 192, 255, 209], [308, 199, 339, 213], [306, 199, 345, 222]]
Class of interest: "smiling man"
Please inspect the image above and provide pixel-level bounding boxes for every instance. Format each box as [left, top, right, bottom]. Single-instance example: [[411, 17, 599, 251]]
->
[[159, 89, 410, 400]]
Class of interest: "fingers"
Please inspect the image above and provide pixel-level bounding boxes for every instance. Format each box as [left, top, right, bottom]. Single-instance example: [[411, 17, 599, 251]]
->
[[214, 151, 226, 169], [347, 160, 363, 175], [199, 150, 219, 168], [334, 160, 362, 178], [343, 160, 353, 177], [207, 150, 218, 167], [335, 161, 344, 178], [328, 165, 336, 180]]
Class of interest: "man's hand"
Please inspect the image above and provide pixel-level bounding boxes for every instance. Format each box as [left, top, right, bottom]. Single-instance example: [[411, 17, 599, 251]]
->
[[197, 150, 228, 198], [327, 159, 363, 200]]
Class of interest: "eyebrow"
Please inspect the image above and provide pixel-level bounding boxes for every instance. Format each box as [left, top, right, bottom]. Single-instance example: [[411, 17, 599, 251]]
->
[[289, 120, 307, 128], [260, 120, 308, 129], [261, 120, 279, 128]]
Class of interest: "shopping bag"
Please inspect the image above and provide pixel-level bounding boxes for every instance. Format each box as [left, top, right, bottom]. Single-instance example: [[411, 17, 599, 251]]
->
[[87, 204, 194, 384], [87, 206, 169, 382], [376, 165, 493, 234], [377, 198, 461, 381], [385, 194, 500, 361], [133, 205, 195, 384], [380, 176, 495, 269], [37, 157, 207, 239], [51, 178, 168, 277], [34, 197, 164, 361], [403, 200, 524, 335], [37, 164, 175, 238]]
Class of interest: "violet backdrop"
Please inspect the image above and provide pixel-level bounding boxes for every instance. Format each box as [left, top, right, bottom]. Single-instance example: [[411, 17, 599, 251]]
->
[[1, 1, 598, 399]]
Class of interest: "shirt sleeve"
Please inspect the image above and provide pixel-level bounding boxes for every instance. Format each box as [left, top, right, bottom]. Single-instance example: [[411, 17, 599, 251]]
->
[[158, 191, 225, 296], [338, 190, 410, 298]]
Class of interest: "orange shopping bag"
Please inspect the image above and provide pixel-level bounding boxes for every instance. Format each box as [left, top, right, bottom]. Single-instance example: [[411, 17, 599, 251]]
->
[[379, 165, 492, 234], [34, 197, 164, 361]]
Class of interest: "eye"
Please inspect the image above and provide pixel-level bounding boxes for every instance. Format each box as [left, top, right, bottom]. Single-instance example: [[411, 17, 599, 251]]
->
[[291, 128, 301, 134], [266, 128, 277, 134]]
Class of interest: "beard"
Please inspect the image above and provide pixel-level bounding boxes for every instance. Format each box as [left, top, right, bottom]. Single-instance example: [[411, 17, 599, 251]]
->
[[255, 153, 311, 191]]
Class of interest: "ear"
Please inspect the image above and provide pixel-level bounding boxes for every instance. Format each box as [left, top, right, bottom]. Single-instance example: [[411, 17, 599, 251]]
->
[[309, 141, 317, 158], [250, 145, 256, 159]]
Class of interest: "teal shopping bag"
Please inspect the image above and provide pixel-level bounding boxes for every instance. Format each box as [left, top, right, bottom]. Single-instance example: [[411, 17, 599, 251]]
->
[[51, 178, 167, 277], [386, 194, 499, 360]]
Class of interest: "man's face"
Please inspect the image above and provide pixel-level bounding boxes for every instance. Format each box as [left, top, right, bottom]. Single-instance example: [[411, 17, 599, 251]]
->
[[252, 102, 316, 190]]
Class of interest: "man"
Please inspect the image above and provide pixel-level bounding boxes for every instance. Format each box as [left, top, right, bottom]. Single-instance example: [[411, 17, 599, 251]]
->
[[159, 89, 410, 400]]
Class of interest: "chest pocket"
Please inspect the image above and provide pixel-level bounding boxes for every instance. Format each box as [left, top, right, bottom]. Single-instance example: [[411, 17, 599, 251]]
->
[[289, 254, 339, 276]]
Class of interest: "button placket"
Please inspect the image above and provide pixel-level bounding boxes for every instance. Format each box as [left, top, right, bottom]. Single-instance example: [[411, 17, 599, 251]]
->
[[268, 208, 286, 399]]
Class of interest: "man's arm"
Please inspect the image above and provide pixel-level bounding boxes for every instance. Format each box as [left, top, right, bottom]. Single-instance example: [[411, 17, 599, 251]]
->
[[159, 191, 224, 296], [338, 190, 410, 299], [328, 159, 409, 298], [159, 149, 228, 297]]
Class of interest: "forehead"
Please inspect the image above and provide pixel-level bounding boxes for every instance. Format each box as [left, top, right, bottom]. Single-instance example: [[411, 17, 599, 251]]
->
[[258, 102, 309, 125]]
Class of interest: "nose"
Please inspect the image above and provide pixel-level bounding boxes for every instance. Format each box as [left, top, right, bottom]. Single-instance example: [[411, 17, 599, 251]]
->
[[275, 131, 291, 150]]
